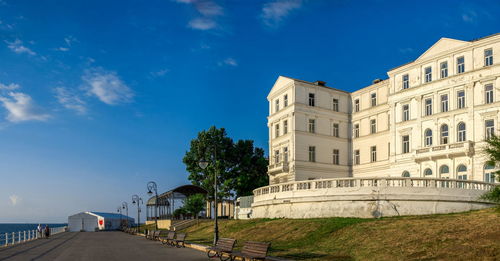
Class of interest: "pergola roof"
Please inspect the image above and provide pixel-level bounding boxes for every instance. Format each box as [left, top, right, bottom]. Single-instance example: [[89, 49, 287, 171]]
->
[[146, 184, 207, 205]]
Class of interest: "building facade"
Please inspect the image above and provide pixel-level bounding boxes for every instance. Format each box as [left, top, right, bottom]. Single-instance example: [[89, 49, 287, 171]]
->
[[267, 33, 500, 185]]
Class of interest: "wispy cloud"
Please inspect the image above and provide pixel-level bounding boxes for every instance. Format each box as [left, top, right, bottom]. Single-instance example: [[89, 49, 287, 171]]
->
[[54, 47, 69, 52], [54, 87, 87, 114], [174, 0, 224, 31], [0, 92, 50, 122], [261, 0, 303, 28], [9, 195, 21, 206], [150, 69, 170, 77], [64, 36, 78, 46], [5, 39, 36, 56], [0, 83, 20, 90], [82, 68, 134, 105], [218, 57, 238, 67]]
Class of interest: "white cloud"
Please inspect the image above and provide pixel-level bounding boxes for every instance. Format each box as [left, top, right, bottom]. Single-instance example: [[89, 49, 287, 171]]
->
[[0, 83, 20, 90], [261, 0, 303, 28], [150, 69, 170, 77], [188, 17, 217, 30], [0, 92, 50, 122], [219, 57, 238, 67], [54, 47, 69, 52], [82, 68, 134, 105], [195, 1, 223, 16], [462, 11, 477, 23], [54, 87, 87, 114], [9, 195, 21, 206], [64, 36, 77, 46], [5, 39, 36, 55]]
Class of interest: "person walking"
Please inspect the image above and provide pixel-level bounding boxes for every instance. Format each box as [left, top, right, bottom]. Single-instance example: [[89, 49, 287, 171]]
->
[[44, 225, 50, 239], [37, 224, 42, 239]]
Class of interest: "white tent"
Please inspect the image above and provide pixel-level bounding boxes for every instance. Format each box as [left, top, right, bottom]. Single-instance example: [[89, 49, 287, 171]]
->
[[68, 211, 134, 232]]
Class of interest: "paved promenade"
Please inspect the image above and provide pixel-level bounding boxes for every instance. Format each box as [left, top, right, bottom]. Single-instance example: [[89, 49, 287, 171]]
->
[[0, 231, 207, 261]]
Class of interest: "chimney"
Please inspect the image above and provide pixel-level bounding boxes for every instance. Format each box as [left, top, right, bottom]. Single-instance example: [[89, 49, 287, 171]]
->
[[314, 80, 326, 86], [372, 78, 383, 84]]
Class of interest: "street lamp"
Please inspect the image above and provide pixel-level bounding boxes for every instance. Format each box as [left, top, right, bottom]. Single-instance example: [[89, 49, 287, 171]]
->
[[147, 181, 158, 230], [132, 195, 143, 229], [117, 206, 122, 230], [198, 155, 219, 245], [122, 202, 129, 228]]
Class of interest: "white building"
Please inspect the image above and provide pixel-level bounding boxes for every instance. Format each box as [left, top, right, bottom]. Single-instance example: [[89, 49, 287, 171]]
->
[[68, 211, 134, 232], [267, 33, 500, 184]]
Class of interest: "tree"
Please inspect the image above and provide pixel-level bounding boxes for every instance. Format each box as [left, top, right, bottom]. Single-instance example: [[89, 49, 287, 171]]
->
[[482, 135, 500, 203], [229, 140, 269, 197], [183, 126, 235, 199], [183, 194, 206, 219], [183, 126, 269, 199]]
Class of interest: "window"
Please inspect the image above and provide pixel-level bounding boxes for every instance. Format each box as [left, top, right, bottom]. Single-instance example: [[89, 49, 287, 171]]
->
[[425, 98, 432, 116], [424, 66, 432, 83], [284, 94, 288, 107], [402, 74, 409, 89], [485, 119, 494, 139], [308, 119, 315, 133], [457, 90, 465, 109], [332, 149, 339, 165], [457, 56, 465, 74], [370, 146, 377, 162], [354, 99, 360, 112], [274, 150, 280, 164], [485, 84, 494, 104], [440, 94, 448, 112], [333, 123, 339, 137], [457, 122, 466, 142], [275, 124, 280, 137], [440, 124, 449, 144], [283, 120, 288, 134], [440, 61, 448, 78], [402, 104, 409, 121], [332, 98, 339, 112], [402, 135, 410, 154], [283, 147, 288, 162], [308, 93, 315, 106], [484, 164, 496, 183], [457, 164, 467, 173], [439, 165, 449, 175], [354, 124, 359, 138], [402, 171, 410, 177], [485, 48, 493, 67], [457, 164, 467, 180], [424, 129, 433, 147], [308, 146, 316, 162], [371, 93, 377, 107], [275, 99, 279, 112], [424, 168, 432, 176], [354, 150, 360, 165], [370, 119, 376, 134]]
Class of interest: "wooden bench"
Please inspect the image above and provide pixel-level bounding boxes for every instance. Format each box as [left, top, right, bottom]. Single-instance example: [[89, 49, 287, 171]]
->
[[230, 241, 271, 261], [146, 230, 157, 240], [160, 231, 176, 246], [172, 233, 187, 248], [207, 238, 236, 261]]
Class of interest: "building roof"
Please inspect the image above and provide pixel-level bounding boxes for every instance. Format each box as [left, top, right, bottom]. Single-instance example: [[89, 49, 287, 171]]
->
[[88, 211, 134, 220], [146, 184, 207, 205]]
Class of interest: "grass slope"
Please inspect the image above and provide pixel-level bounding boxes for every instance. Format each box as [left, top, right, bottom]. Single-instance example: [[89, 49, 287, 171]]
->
[[182, 208, 500, 261]]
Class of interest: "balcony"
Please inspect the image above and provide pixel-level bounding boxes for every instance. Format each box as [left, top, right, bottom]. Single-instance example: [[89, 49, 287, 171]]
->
[[415, 141, 474, 162], [268, 161, 289, 175]]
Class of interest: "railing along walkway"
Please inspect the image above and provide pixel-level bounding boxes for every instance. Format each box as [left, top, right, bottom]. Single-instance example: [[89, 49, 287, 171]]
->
[[1, 226, 67, 247]]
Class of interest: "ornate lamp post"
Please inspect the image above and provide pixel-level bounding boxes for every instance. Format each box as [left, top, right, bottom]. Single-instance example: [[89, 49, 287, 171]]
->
[[132, 195, 143, 229], [147, 181, 159, 230], [117, 206, 122, 229], [199, 155, 219, 245], [122, 202, 129, 228]]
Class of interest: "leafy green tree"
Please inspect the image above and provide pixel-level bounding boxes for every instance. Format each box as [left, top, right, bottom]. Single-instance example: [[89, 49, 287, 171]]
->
[[183, 126, 269, 199], [173, 207, 187, 219], [183, 126, 235, 199], [482, 135, 500, 203], [229, 140, 269, 197], [183, 194, 206, 219]]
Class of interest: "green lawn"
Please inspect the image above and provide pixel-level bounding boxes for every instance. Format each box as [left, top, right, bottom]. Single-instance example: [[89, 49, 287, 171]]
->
[[181, 208, 500, 260]]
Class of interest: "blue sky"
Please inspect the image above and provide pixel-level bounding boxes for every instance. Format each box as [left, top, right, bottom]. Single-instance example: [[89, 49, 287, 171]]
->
[[0, 0, 498, 222]]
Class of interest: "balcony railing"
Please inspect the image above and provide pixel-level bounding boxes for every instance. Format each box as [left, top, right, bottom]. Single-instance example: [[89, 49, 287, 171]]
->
[[253, 177, 496, 197], [415, 141, 474, 161], [268, 161, 289, 175]]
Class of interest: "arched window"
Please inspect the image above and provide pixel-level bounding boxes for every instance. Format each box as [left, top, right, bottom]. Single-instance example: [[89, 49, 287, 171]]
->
[[440, 124, 449, 144], [484, 164, 496, 183], [424, 129, 433, 147], [457, 122, 466, 142], [402, 171, 410, 177], [439, 165, 449, 174], [424, 168, 432, 176], [457, 164, 467, 180]]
